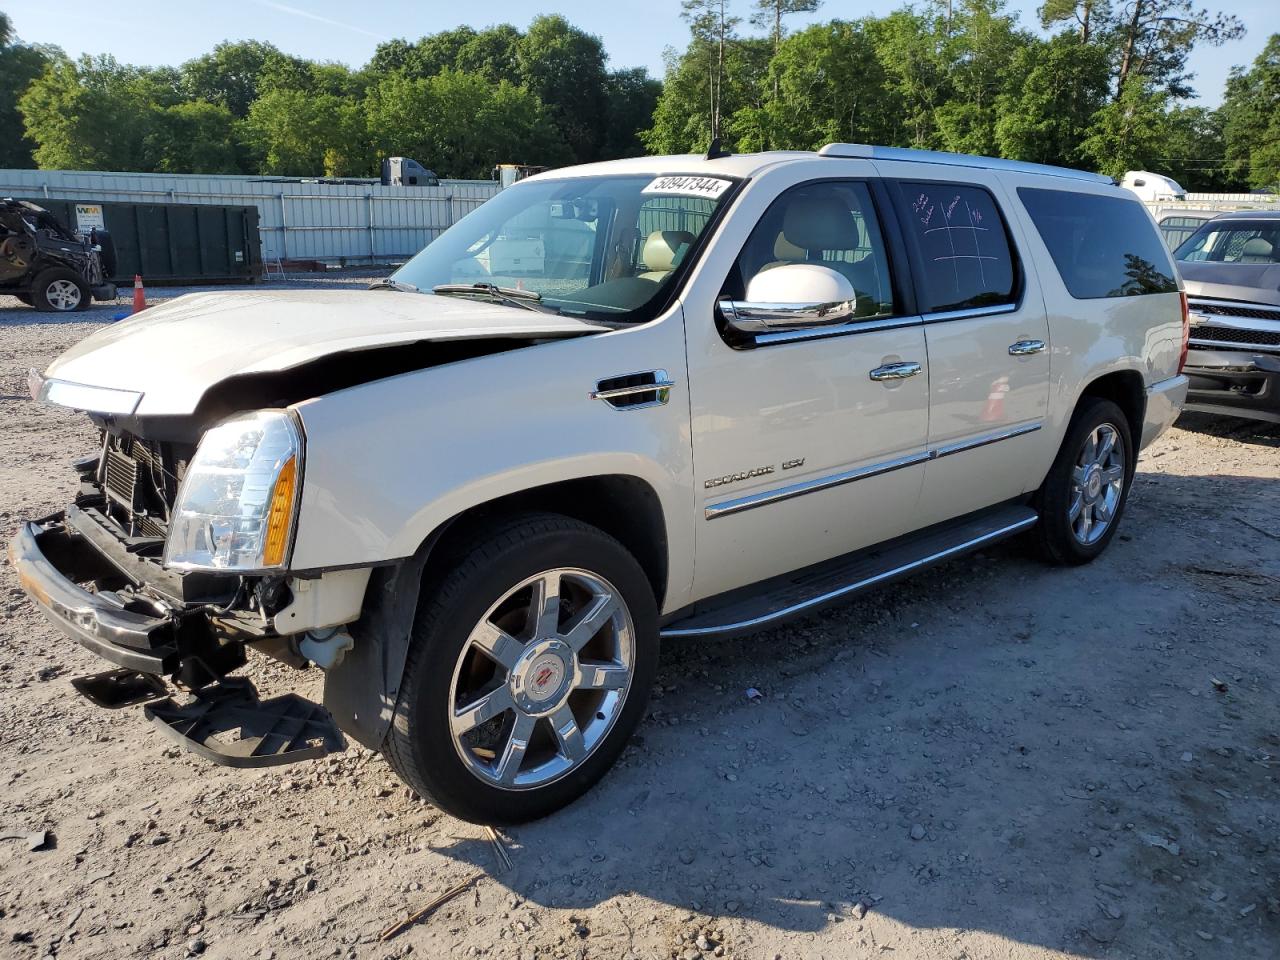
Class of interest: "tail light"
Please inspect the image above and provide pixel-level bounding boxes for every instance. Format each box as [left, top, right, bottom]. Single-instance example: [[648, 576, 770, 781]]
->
[[1178, 291, 1190, 374]]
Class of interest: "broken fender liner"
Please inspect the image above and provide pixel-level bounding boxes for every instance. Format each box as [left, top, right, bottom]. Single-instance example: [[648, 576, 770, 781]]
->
[[322, 533, 437, 751], [145, 677, 346, 768]]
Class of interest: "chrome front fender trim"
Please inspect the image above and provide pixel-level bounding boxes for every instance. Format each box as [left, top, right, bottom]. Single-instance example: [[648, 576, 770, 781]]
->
[[704, 421, 1042, 520]]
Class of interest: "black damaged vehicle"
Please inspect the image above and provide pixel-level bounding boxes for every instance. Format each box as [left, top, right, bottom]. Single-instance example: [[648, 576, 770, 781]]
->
[[0, 198, 117, 312]]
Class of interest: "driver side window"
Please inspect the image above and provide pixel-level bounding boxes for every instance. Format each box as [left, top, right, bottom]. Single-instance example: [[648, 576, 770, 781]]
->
[[731, 181, 895, 318]]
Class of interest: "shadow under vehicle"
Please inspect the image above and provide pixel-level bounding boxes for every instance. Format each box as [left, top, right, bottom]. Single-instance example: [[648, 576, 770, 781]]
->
[[0, 198, 117, 311]]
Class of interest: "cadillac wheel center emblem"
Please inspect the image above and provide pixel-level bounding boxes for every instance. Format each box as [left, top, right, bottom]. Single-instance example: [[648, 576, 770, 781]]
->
[[529, 655, 566, 701]]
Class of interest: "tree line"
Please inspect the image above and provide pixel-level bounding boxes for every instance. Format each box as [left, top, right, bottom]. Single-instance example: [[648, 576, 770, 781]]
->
[[0, 13, 660, 179], [1, 4, 1277, 190]]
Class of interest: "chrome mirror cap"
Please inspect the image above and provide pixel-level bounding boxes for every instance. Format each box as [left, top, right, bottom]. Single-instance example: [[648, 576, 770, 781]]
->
[[719, 297, 859, 333]]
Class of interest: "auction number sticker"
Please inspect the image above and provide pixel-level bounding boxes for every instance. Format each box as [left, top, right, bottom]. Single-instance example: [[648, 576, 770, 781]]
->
[[642, 176, 733, 199]]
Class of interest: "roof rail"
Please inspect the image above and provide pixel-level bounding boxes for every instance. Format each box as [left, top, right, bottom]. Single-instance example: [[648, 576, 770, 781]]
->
[[817, 143, 1113, 185]]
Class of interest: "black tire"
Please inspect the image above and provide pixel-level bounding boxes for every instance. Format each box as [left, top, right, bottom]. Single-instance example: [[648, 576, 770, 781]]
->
[[31, 268, 89, 312], [384, 513, 659, 824], [1032, 397, 1134, 565]]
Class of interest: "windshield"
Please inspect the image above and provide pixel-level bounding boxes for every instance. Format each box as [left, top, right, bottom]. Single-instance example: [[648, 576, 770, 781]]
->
[[391, 173, 738, 321], [1175, 220, 1280, 265]]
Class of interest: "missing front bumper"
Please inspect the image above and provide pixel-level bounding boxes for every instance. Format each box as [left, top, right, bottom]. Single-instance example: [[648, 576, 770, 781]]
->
[[8, 518, 347, 768]]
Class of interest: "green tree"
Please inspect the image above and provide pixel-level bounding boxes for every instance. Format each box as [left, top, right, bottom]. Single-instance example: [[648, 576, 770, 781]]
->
[[933, 0, 1033, 156], [1158, 105, 1229, 191], [733, 20, 897, 151], [20, 55, 167, 170], [1221, 35, 1280, 190], [245, 86, 369, 176], [867, 8, 951, 149], [0, 13, 61, 168], [680, 0, 742, 140], [645, 34, 770, 153], [150, 100, 245, 173], [1080, 77, 1170, 177], [1040, 0, 1111, 43], [516, 15, 610, 163], [994, 34, 1110, 166], [1112, 0, 1244, 99], [601, 68, 663, 159], [750, 0, 822, 55], [365, 69, 569, 178], [179, 40, 282, 117]]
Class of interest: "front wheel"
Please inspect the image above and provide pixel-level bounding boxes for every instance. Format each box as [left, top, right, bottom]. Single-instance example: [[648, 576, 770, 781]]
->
[[31, 268, 89, 312], [1032, 397, 1134, 565], [384, 514, 658, 824]]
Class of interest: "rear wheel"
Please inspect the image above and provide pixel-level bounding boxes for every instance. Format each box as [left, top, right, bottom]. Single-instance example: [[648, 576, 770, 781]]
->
[[384, 514, 658, 824], [31, 268, 89, 312], [1032, 397, 1134, 565]]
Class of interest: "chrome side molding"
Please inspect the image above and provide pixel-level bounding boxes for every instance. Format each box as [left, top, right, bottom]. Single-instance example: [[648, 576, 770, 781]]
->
[[705, 421, 1042, 519]]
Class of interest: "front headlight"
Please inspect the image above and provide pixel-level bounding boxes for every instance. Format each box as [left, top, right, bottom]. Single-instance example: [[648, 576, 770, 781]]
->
[[163, 410, 303, 572]]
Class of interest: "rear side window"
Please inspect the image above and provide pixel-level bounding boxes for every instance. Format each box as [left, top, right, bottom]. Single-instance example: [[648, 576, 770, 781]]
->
[[895, 183, 1018, 313], [1019, 188, 1178, 298]]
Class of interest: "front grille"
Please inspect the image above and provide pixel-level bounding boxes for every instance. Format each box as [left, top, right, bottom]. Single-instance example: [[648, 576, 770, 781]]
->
[[97, 432, 182, 538], [1189, 324, 1280, 350], [1190, 301, 1280, 322]]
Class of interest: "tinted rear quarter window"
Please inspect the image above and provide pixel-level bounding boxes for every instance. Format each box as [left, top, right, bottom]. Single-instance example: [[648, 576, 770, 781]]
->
[[1018, 188, 1178, 299], [895, 182, 1018, 313]]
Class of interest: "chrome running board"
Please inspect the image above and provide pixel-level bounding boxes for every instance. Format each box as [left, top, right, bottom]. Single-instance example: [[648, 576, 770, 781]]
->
[[661, 503, 1038, 640]]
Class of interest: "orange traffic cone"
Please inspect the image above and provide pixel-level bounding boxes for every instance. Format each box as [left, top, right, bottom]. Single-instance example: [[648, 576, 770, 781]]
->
[[131, 275, 147, 314]]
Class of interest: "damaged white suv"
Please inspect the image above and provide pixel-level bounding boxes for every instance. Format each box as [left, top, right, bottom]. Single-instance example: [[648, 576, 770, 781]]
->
[[12, 145, 1188, 823]]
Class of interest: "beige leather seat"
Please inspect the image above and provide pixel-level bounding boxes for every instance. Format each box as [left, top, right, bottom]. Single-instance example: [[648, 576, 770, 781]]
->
[[759, 198, 883, 308], [1238, 236, 1275, 263], [639, 230, 695, 281]]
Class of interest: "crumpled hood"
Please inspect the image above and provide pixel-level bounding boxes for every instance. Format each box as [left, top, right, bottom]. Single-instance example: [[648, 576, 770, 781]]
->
[[1178, 260, 1280, 305], [45, 288, 608, 416]]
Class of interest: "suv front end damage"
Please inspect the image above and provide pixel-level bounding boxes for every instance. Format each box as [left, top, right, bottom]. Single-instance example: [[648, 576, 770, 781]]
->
[[8, 411, 357, 766]]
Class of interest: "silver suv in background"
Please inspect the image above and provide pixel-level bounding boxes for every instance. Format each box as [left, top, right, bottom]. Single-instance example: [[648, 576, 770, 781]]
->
[[1175, 211, 1280, 423]]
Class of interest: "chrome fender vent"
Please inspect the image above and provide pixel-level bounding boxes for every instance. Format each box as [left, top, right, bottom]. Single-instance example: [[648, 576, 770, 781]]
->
[[590, 370, 675, 410]]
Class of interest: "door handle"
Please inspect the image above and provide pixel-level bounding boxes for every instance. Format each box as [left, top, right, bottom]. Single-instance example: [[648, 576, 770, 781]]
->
[[869, 361, 922, 382], [1008, 339, 1046, 356]]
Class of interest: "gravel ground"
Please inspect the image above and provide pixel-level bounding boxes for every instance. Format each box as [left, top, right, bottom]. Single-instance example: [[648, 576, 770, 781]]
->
[[1, 285, 1278, 960]]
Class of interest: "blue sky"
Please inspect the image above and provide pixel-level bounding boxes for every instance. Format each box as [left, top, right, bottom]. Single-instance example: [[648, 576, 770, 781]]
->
[[9, 0, 1273, 107]]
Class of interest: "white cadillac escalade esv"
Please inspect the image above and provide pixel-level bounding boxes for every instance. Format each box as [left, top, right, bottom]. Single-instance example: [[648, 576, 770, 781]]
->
[[11, 145, 1189, 823]]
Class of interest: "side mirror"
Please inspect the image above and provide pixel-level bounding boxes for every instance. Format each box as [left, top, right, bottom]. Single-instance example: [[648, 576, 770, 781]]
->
[[718, 263, 858, 334]]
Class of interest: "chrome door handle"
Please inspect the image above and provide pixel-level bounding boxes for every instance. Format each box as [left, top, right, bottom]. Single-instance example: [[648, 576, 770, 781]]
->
[[869, 361, 922, 382], [1008, 339, 1046, 356]]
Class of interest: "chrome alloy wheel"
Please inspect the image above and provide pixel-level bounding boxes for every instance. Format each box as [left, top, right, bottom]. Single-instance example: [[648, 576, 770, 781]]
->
[[1068, 422, 1125, 545], [45, 279, 83, 311], [447, 568, 635, 790]]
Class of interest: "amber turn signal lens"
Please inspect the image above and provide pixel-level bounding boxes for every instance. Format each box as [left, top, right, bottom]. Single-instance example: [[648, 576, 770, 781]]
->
[[263, 455, 298, 567]]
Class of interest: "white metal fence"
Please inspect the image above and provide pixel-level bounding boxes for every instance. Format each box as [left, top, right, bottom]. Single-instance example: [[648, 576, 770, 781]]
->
[[0, 169, 503, 264]]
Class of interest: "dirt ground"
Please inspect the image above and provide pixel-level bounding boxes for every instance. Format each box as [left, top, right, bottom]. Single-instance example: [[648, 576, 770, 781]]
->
[[1, 288, 1277, 960]]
